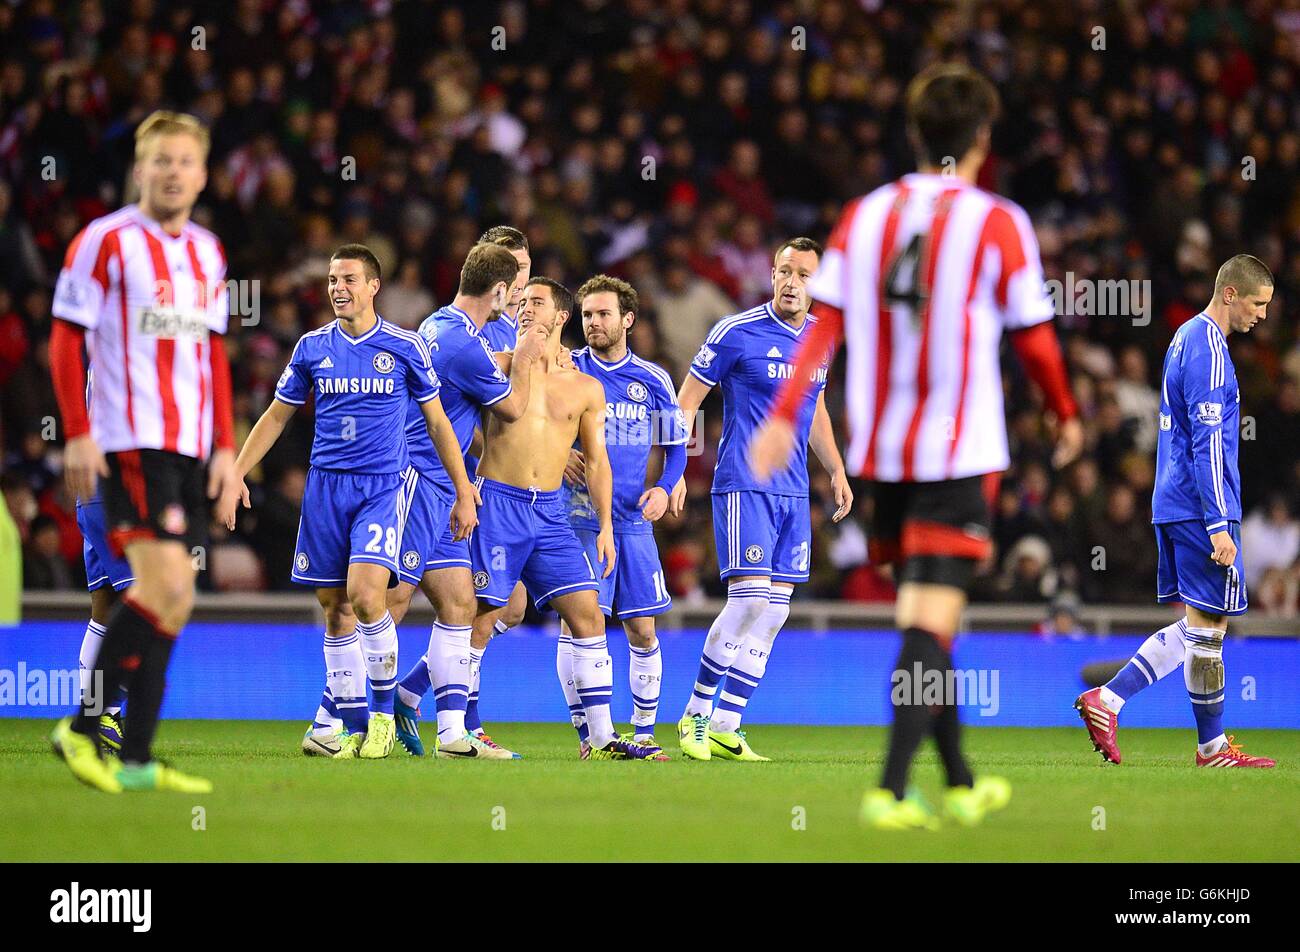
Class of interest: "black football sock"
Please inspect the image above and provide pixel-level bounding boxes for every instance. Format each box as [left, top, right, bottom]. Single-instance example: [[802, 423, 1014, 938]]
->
[[72, 597, 155, 738], [932, 653, 975, 788], [120, 627, 177, 765], [880, 627, 948, 799]]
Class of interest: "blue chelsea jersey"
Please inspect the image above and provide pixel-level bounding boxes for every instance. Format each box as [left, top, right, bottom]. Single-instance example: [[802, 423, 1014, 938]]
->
[[689, 302, 829, 496], [1152, 313, 1242, 532], [404, 305, 513, 497], [567, 347, 688, 534], [275, 317, 439, 474], [479, 312, 519, 353]]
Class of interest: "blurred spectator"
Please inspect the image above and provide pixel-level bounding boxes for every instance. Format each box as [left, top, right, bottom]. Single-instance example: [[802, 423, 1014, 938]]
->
[[1241, 495, 1300, 589], [22, 514, 72, 589], [997, 535, 1057, 603], [1036, 591, 1088, 640]]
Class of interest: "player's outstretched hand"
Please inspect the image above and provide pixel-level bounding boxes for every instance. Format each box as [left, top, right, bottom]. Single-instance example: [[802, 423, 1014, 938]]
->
[[829, 469, 854, 523], [64, 434, 109, 500], [668, 476, 687, 517], [638, 486, 669, 522], [596, 527, 616, 578], [1209, 530, 1237, 567], [748, 419, 796, 481], [555, 343, 576, 370], [450, 484, 482, 541], [563, 448, 586, 487], [1051, 417, 1084, 469]]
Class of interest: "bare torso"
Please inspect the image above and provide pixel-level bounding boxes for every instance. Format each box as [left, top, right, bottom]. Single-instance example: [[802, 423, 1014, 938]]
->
[[478, 355, 600, 491]]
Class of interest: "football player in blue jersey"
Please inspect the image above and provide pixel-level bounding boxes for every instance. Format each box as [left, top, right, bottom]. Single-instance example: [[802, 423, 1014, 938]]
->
[[219, 245, 478, 760], [463, 227, 533, 733], [475, 225, 530, 353], [379, 243, 547, 760], [1077, 254, 1276, 768], [556, 275, 688, 756], [672, 237, 853, 762], [469, 277, 665, 760]]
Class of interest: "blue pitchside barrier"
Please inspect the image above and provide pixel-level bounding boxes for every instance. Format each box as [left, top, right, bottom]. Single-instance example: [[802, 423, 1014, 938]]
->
[[0, 622, 1296, 729]]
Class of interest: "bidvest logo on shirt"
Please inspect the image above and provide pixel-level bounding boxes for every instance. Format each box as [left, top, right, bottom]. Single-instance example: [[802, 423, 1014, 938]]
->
[[137, 307, 209, 341]]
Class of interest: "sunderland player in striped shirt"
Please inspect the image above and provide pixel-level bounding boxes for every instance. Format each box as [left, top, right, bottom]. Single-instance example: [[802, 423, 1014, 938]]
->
[[219, 245, 478, 759], [559, 275, 689, 755], [50, 111, 238, 793], [673, 237, 854, 763], [752, 65, 1084, 828], [1076, 256, 1276, 769]]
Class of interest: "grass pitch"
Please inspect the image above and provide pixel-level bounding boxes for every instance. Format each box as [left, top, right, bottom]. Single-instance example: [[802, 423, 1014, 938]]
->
[[1, 720, 1296, 862]]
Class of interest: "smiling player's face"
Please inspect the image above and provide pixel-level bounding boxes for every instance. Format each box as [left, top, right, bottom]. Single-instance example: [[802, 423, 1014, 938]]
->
[[1226, 283, 1272, 334], [328, 260, 379, 320]]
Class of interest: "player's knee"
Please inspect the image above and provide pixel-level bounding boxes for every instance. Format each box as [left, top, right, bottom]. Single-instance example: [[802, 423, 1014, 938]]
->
[[349, 590, 386, 624], [563, 607, 605, 639], [625, 626, 657, 650], [499, 586, 527, 628], [386, 585, 414, 625], [499, 602, 526, 628], [133, 575, 194, 624], [89, 587, 119, 626], [440, 589, 477, 626]]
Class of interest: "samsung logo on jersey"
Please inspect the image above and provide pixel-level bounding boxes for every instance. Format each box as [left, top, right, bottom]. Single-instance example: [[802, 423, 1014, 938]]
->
[[316, 377, 396, 395], [137, 307, 209, 341], [607, 401, 649, 422], [767, 363, 828, 383]]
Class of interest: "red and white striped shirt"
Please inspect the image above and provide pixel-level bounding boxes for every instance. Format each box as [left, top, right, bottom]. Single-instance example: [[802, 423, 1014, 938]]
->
[[806, 173, 1057, 482], [52, 205, 230, 460]]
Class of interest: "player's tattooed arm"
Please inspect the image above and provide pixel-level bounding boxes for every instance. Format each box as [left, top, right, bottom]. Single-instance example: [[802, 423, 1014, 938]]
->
[[420, 395, 482, 541], [809, 392, 853, 523], [578, 376, 616, 578], [218, 398, 297, 528]]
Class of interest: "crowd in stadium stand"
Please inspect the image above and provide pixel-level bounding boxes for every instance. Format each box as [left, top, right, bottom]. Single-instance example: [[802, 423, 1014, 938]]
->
[[2, 0, 1299, 618]]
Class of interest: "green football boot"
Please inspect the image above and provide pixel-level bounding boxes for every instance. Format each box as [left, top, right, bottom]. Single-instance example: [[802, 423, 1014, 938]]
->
[[943, 775, 1012, 827], [860, 788, 941, 831], [708, 729, 770, 762], [117, 761, 212, 793], [677, 713, 711, 761], [359, 712, 396, 759], [50, 717, 122, 793]]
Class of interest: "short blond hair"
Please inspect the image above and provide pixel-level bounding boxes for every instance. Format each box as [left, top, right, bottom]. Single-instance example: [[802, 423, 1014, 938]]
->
[[134, 111, 211, 163]]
